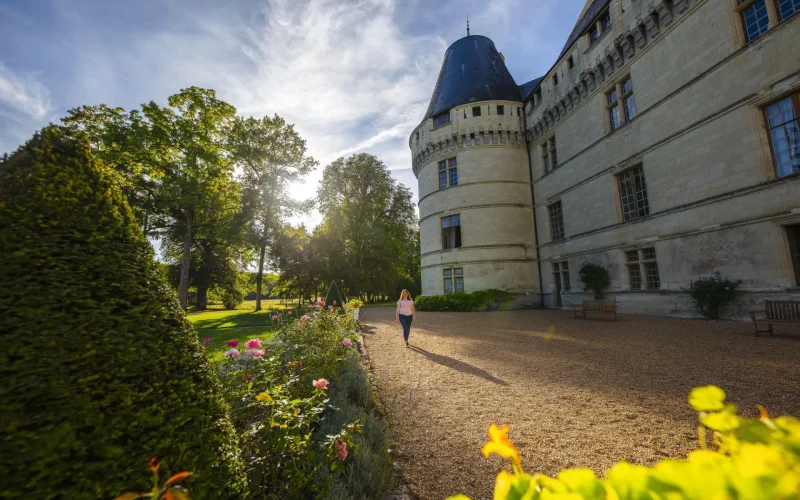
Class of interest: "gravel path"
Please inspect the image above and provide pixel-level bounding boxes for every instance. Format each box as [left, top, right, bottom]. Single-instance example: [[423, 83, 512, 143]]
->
[[360, 307, 800, 500]]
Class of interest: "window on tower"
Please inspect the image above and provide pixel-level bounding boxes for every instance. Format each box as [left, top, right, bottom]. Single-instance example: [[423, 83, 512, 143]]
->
[[432, 111, 451, 129], [441, 214, 462, 250], [472, 106, 481, 117], [438, 157, 458, 189], [497, 105, 505, 115]]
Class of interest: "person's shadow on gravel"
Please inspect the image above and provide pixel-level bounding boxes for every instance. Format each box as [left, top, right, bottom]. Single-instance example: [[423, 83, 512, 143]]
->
[[408, 345, 508, 386]]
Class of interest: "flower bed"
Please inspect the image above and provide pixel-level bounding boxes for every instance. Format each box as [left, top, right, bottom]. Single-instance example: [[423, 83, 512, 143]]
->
[[212, 300, 394, 498]]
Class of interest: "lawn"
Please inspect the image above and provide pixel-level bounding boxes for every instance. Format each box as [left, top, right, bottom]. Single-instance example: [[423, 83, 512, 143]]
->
[[188, 302, 295, 363]]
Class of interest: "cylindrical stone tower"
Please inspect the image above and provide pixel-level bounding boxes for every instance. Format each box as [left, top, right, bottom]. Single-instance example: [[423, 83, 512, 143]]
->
[[410, 35, 541, 303]]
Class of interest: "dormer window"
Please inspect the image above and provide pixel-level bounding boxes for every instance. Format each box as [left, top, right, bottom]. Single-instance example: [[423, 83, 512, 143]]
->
[[534, 88, 542, 107], [553, 74, 559, 86], [589, 24, 599, 42], [567, 56, 574, 69], [601, 12, 612, 30], [433, 111, 451, 128]]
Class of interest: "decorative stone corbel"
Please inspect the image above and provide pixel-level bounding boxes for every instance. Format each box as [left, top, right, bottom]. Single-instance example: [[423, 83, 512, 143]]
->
[[674, 0, 689, 14], [602, 50, 615, 77], [618, 32, 635, 59], [581, 70, 595, 92], [559, 98, 568, 115], [570, 85, 581, 106], [656, 0, 673, 26], [593, 62, 605, 85], [644, 11, 660, 38], [632, 22, 647, 49]]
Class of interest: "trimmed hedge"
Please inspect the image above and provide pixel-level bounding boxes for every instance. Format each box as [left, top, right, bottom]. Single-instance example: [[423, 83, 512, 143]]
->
[[0, 128, 247, 499], [414, 289, 512, 312]]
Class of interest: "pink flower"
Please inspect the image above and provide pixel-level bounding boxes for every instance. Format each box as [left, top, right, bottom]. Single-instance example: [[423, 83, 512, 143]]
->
[[317, 301, 325, 307], [245, 348, 264, 359], [224, 348, 240, 358], [227, 339, 239, 347], [312, 379, 329, 390], [328, 305, 334, 311], [342, 338, 352, 347], [335, 440, 347, 461], [246, 339, 262, 349], [301, 315, 311, 322], [247, 375, 254, 381], [308, 304, 313, 309], [313, 312, 319, 316], [287, 311, 293, 315], [333, 300, 337, 306], [202, 337, 211, 344], [271, 315, 278, 321]]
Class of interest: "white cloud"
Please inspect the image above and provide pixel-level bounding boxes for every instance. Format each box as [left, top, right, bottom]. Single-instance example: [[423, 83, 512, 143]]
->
[[0, 62, 52, 120]]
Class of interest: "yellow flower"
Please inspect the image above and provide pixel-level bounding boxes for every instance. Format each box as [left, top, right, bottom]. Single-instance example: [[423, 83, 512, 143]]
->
[[481, 424, 521, 469], [255, 392, 273, 403]]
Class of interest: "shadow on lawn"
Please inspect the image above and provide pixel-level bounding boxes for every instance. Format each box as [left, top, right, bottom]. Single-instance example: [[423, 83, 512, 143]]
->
[[408, 345, 508, 386]]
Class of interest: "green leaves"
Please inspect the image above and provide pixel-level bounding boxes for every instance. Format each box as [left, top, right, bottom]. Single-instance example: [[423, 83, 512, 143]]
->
[[688, 385, 726, 412]]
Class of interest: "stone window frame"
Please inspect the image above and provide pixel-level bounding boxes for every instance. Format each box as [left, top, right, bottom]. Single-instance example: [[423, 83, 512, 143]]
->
[[553, 261, 571, 292], [533, 88, 542, 108], [548, 201, 566, 241], [443, 267, 464, 294], [432, 110, 451, 129], [441, 214, 462, 250], [438, 157, 458, 190], [762, 91, 800, 178], [586, 8, 613, 45], [625, 247, 660, 291], [567, 55, 574, 70], [497, 104, 505, 115], [540, 135, 558, 174], [472, 106, 482, 117], [731, 0, 799, 46], [616, 164, 650, 222], [605, 75, 636, 133]]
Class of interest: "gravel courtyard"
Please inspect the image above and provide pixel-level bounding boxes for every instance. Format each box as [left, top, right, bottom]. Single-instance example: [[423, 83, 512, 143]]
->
[[360, 307, 800, 500]]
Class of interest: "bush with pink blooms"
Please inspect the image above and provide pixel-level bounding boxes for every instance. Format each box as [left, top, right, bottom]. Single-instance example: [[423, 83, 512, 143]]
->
[[207, 301, 394, 499]]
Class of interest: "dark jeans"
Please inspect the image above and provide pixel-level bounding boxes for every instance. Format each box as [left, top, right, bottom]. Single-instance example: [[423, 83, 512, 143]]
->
[[398, 314, 413, 341]]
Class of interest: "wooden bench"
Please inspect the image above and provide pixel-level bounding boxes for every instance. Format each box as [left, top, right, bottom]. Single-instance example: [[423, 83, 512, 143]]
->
[[572, 300, 617, 321], [750, 300, 800, 336]]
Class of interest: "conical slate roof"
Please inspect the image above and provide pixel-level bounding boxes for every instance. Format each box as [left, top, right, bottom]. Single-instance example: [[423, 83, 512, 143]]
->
[[423, 35, 522, 121]]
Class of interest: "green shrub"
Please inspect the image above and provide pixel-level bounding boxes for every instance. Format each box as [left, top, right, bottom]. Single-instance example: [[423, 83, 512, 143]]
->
[[687, 272, 742, 319], [0, 127, 246, 499], [578, 262, 611, 299], [414, 289, 512, 312]]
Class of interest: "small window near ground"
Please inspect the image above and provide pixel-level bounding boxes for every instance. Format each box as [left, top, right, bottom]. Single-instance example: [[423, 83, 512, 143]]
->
[[626, 247, 660, 290], [472, 106, 481, 117], [786, 225, 800, 286], [443, 267, 464, 294]]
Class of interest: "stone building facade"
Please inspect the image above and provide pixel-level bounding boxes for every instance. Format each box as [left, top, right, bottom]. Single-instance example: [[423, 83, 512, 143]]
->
[[411, 0, 800, 318]]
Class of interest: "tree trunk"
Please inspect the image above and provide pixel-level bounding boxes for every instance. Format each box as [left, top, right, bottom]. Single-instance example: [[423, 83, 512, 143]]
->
[[255, 243, 266, 311], [178, 209, 193, 310], [196, 285, 208, 310]]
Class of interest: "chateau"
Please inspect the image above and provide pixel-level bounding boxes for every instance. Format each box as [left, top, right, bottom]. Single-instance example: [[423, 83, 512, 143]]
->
[[410, 0, 800, 318]]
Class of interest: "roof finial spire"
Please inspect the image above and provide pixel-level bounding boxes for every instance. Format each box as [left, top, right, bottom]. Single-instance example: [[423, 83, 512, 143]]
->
[[467, 16, 470, 36]]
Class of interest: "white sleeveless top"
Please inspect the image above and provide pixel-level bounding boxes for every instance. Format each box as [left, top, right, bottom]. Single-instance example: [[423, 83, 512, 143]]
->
[[397, 299, 413, 316]]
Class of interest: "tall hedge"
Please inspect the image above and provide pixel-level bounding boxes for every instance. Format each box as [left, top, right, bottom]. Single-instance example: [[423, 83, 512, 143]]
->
[[0, 128, 247, 499]]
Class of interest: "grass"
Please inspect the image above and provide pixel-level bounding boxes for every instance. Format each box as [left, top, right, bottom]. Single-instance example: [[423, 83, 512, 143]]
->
[[188, 304, 294, 363]]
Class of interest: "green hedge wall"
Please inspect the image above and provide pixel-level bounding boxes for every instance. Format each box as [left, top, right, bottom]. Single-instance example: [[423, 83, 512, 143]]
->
[[414, 289, 512, 312], [0, 128, 247, 499]]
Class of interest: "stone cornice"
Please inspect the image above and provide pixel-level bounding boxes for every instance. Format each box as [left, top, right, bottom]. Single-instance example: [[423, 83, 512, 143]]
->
[[411, 130, 526, 178]]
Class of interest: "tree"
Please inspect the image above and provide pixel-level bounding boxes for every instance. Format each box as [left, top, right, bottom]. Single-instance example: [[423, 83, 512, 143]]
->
[[271, 224, 323, 305], [0, 127, 246, 499], [229, 115, 316, 311], [140, 87, 237, 310], [578, 262, 611, 299], [316, 153, 418, 300]]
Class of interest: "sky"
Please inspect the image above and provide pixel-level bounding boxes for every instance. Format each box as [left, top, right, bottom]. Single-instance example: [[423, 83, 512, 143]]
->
[[0, 0, 584, 229]]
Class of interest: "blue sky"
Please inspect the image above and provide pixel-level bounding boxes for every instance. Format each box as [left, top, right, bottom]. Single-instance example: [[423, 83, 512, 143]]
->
[[0, 0, 584, 228]]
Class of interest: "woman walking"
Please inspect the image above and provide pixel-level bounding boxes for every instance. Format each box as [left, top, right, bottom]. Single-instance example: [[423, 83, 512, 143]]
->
[[395, 289, 416, 347]]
